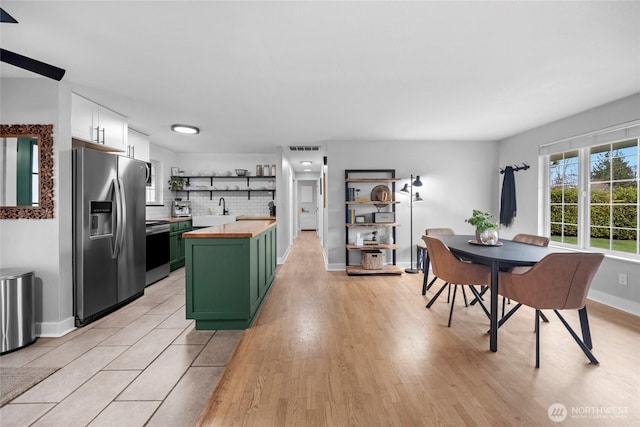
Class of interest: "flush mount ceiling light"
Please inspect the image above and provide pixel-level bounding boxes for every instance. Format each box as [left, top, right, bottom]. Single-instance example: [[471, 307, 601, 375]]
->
[[303, 169, 311, 172], [171, 124, 200, 135], [300, 161, 312, 165]]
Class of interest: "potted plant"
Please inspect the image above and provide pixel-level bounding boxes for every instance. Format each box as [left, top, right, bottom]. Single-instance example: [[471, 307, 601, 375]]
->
[[465, 209, 499, 244], [168, 176, 185, 192]]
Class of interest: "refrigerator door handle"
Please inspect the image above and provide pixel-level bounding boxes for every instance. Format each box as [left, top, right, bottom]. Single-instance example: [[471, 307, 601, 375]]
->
[[118, 178, 128, 253], [113, 178, 123, 259]]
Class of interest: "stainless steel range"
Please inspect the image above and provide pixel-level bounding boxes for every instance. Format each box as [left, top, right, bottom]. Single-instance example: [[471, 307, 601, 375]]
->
[[145, 220, 170, 286]]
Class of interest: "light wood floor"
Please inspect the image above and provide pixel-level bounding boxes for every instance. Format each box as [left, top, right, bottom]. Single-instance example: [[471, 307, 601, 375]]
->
[[197, 231, 640, 426]]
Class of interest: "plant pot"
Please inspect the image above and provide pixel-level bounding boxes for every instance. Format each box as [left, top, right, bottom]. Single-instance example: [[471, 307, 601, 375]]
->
[[480, 229, 499, 245]]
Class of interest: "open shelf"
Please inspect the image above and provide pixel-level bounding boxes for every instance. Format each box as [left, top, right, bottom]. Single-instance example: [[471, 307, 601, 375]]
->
[[345, 169, 401, 276]]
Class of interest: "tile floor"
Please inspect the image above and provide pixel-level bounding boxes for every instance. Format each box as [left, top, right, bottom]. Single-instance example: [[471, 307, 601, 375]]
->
[[0, 268, 242, 427]]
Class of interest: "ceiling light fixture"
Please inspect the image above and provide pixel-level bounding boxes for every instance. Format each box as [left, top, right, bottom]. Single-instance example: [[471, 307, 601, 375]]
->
[[303, 169, 311, 172], [300, 161, 312, 165], [171, 124, 200, 135]]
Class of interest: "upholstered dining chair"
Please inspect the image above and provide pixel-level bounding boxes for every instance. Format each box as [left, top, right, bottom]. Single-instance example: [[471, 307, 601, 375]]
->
[[422, 236, 491, 327], [471, 233, 552, 315], [497, 252, 604, 368], [421, 228, 455, 296], [505, 233, 551, 316]]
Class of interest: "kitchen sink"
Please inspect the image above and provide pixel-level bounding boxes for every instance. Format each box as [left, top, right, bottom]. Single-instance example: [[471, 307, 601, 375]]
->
[[192, 215, 237, 227]]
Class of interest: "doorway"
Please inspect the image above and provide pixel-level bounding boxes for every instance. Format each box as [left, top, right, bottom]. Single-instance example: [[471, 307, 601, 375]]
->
[[298, 180, 318, 231]]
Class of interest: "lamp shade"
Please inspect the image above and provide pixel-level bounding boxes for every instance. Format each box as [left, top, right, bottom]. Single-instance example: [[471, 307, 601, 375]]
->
[[400, 183, 410, 193], [414, 192, 423, 202], [413, 176, 423, 187]]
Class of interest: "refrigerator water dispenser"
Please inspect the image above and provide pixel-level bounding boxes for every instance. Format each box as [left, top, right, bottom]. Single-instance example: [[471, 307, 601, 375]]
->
[[90, 201, 113, 237]]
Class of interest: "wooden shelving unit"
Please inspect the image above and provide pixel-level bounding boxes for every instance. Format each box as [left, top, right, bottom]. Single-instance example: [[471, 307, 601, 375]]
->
[[345, 169, 402, 276]]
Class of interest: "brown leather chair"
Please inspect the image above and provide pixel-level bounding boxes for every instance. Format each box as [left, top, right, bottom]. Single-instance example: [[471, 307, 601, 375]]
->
[[505, 234, 551, 316], [422, 236, 491, 327], [498, 252, 604, 368], [512, 233, 550, 247], [473, 233, 552, 313], [421, 228, 455, 296]]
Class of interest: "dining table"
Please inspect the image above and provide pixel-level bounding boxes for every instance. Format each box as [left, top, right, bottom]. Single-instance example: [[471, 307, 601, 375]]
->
[[434, 234, 559, 352]]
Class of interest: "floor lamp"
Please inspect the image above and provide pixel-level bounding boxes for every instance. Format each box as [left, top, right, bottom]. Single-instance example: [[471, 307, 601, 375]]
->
[[400, 175, 423, 273]]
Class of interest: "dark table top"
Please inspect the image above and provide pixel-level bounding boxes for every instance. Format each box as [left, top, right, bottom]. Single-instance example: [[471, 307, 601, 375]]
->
[[435, 234, 558, 267]]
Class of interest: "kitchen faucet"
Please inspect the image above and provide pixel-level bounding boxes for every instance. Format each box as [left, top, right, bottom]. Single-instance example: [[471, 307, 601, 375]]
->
[[219, 197, 228, 215]]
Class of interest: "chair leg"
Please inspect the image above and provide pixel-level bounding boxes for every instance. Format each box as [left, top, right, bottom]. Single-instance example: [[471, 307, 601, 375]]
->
[[422, 275, 437, 296], [468, 285, 490, 319], [426, 282, 449, 308], [422, 272, 428, 295], [578, 306, 593, 349], [448, 286, 458, 327], [535, 310, 541, 368], [447, 283, 451, 303], [461, 287, 469, 307], [540, 311, 550, 323], [554, 310, 599, 365], [469, 285, 488, 305], [497, 303, 522, 328]]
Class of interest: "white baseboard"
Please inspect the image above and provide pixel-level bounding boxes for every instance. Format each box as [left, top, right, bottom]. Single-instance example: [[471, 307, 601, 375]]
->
[[587, 289, 640, 316], [277, 246, 291, 265], [37, 316, 76, 337]]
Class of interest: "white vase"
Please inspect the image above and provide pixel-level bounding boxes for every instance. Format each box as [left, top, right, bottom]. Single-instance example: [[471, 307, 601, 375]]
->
[[480, 229, 499, 245]]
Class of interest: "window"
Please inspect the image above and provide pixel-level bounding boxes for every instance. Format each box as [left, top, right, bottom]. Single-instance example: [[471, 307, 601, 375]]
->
[[549, 150, 580, 245], [145, 160, 162, 205], [589, 140, 638, 254], [543, 124, 639, 259]]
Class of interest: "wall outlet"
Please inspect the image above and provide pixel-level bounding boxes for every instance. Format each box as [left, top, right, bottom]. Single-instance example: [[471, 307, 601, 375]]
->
[[618, 273, 628, 286]]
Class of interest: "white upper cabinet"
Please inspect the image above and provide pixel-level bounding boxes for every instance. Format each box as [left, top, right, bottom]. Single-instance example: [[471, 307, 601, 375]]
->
[[71, 93, 128, 151], [71, 94, 97, 142], [127, 128, 150, 162]]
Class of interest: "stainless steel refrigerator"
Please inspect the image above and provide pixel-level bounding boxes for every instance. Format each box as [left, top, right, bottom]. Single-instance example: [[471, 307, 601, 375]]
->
[[72, 148, 146, 326]]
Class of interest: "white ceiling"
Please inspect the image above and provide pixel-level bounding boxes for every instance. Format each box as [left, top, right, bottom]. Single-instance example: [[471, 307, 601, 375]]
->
[[1, 1, 639, 173]]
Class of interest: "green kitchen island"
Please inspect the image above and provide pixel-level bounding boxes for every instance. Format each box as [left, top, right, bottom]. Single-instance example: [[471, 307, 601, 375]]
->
[[183, 220, 277, 330]]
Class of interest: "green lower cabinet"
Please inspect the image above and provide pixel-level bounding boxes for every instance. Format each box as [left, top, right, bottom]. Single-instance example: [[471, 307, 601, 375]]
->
[[170, 220, 192, 271], [185, 225, 277, 330]]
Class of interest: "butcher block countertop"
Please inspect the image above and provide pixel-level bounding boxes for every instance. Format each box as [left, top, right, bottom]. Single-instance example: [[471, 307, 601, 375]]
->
[[184, 219, 276, 239], [167, 217, 192, 223], [236, 216, 276, 221]]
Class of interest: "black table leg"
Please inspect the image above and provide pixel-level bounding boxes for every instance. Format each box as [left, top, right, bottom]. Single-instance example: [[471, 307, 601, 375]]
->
[[490, 260, 499, 352]]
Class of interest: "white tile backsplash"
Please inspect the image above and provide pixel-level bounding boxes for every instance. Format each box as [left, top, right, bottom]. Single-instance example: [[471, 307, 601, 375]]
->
[[146, 190, 275, 220], [189, 191, 274, 217]]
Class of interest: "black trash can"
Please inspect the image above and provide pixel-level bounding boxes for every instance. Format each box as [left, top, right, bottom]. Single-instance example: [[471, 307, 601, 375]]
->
[[0, 269, 36, 354]]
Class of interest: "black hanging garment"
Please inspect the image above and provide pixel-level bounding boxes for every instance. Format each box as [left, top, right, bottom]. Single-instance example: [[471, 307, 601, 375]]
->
[[500, 166, 517, 227]]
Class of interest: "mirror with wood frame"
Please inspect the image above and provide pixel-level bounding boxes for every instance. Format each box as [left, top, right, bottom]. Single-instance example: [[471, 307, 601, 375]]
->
[[0, 124, 54, 219]]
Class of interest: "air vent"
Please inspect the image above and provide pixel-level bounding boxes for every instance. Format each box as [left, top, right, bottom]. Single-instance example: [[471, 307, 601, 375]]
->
[[289, 146, 320, 151]]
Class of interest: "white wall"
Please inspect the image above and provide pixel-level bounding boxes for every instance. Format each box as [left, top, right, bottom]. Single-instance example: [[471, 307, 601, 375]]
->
[[498, 93, 640, 314], [145, 143, 178, 220], [325, 140, 500, 270], [277, 152, 294, 264], [0, 78, 75, 336]]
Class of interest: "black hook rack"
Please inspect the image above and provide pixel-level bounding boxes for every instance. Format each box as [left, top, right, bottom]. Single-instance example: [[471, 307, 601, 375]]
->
[[500, 163, 529, 174]]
